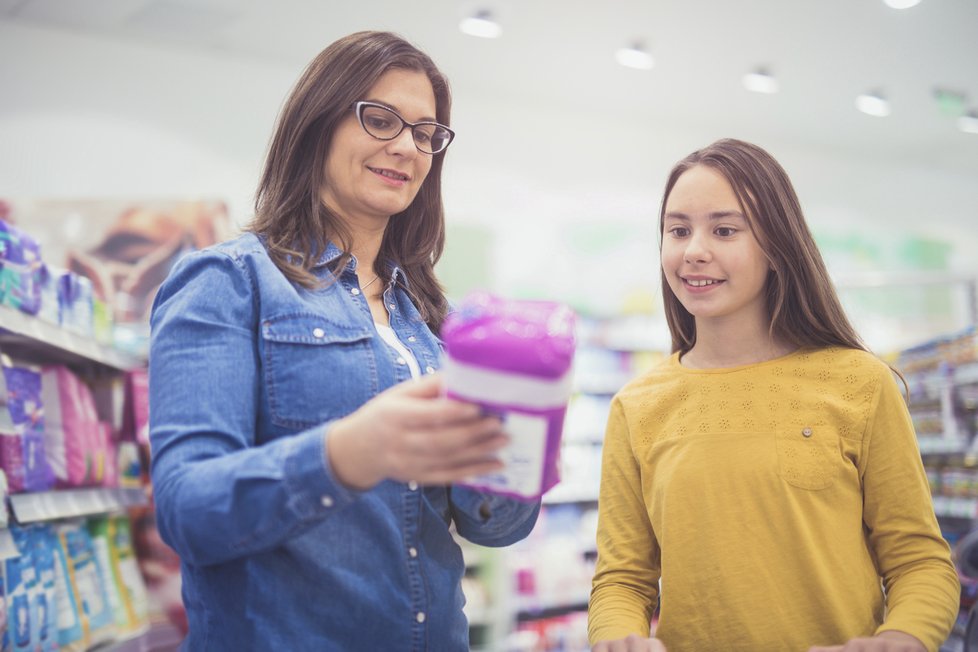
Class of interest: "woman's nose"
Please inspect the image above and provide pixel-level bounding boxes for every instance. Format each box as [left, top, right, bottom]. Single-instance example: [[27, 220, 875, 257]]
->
[[385, 128, 418, 156]]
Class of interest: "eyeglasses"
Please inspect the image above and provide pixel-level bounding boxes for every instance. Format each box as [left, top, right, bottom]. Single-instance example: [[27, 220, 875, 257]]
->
[[352, 101, 455, 155]]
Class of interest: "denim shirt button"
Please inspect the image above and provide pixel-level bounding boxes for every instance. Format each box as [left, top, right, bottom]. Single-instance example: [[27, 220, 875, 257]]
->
[[408, 481, 419, 491], [312, 328, 325, 339], [321, 495, 334, 508], [407, 335, 417, 342], [408, 547, 418, 558], [351, 288, 361, 296], [388, 303, 396, 310], [416, 612, 426, 623], [425, 366, 435, 374], [396, 357, 406, 365]]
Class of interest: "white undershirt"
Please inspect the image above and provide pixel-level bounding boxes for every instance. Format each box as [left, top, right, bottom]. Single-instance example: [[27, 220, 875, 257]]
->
[[374, 323, 421, 379]]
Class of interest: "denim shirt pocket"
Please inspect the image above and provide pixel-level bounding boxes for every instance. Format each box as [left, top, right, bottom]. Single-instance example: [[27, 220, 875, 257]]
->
[[261, 313, 376, 429]]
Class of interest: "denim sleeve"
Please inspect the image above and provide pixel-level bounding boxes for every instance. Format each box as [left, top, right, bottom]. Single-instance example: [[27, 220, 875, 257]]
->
[[449, 486, 540, 547], [149, 250, 359, 567]]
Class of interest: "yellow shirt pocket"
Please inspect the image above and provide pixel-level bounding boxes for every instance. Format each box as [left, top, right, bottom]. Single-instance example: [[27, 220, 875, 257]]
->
[[775, 427, 839, 491]]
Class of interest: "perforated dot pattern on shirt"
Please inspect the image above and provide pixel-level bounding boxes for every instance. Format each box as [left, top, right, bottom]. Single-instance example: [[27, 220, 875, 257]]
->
[[624, 348, 883, 454]]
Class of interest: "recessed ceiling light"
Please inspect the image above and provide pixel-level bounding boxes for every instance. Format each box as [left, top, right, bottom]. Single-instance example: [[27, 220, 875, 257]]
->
[[615, 42, 654, 70], [883, 0, 922, 8], [856, 92, 891, 117], [959, 111, 978, 134], [460, 10, 501, 39], [742, 68, 779, 94]]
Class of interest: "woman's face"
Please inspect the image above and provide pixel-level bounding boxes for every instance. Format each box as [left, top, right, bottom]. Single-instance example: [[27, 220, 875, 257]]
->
[[321, 68, 437, 228]]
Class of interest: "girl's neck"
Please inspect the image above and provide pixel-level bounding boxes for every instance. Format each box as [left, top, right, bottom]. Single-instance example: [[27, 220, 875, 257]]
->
[[681, 318, 796, 369]]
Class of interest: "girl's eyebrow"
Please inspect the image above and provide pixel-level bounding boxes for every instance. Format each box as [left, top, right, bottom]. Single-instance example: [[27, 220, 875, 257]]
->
[[664, 211, 746, 221]]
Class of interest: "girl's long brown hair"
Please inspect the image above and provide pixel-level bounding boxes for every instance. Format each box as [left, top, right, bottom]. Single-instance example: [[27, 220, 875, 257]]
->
[[659, 139, 867, 355], [249, 31, 451, 331]]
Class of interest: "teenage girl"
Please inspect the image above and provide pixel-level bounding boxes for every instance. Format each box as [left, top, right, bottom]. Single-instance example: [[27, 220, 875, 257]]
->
[[587, 139, 960, 652]]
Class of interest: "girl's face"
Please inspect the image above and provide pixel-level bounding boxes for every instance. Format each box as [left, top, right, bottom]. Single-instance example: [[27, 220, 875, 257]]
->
[[661, 165, 771, 330], [321, 68, 436, 227]]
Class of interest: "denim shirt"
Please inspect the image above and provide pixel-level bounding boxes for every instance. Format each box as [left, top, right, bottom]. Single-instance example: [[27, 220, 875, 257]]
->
[[149, 233, 541, 651]]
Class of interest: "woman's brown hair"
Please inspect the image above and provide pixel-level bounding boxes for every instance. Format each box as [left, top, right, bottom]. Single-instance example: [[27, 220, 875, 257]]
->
[[659, 138, 867, 355], [249, 31, 451, 331]]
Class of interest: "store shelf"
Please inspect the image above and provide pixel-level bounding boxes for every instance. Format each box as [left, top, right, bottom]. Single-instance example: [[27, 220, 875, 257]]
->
[[933, 496, 978, 520], [919, 437, 967, 456], [543, 485, 598, 505], [515, 600, 589, 622], [91, 620, 184, 652], [955, 363, 978, 386], [0, 304, 142, 372], [9, 486, 147, 523]]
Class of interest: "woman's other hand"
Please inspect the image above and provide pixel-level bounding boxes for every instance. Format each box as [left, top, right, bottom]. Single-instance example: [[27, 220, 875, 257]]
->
[[592, 635, 668, 652], [327, 373, 508, 490]]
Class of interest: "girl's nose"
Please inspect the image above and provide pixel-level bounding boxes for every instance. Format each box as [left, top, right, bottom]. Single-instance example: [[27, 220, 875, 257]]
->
[[683, 232, 711, 264]]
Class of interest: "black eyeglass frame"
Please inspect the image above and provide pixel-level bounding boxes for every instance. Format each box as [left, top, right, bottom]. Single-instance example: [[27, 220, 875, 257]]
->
[[351, 101, 455, 154]]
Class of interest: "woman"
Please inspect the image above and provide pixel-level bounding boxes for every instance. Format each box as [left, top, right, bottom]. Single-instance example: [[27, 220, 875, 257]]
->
[[149, 31, 540, 650]]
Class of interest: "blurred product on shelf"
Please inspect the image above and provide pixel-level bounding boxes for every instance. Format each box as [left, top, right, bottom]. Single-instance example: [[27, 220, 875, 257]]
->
[[2, 516, 152, 652], [40, 365, 111, 488], [0, 219, 44, 317], [0, 358, 54, 493]]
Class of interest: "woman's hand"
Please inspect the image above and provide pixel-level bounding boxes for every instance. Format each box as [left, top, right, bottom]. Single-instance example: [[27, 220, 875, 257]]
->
[[592, 635, 667, 652], [808, 630, 926, 652], [327, 373, 509, 490]]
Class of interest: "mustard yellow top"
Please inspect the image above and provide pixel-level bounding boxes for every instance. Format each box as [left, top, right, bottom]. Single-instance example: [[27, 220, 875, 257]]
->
[[588, 347, 959, 652]]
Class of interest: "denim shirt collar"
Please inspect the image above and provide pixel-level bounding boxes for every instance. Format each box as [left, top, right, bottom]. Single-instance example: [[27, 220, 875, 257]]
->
[[312, 240, 409, 289]]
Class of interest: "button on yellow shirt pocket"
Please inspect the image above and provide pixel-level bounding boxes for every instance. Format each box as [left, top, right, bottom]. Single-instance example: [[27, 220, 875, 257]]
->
[[775, 428, 838, 490]]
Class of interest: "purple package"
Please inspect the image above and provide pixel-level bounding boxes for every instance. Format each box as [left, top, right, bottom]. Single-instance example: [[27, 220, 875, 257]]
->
[[441, 292, 576, 500], [0, 362, 55, 493]]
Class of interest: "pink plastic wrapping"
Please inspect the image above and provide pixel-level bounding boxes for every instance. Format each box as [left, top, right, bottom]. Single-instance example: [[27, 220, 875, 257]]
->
[[40, 366, 101, 488], [441, 292, 576, 500]]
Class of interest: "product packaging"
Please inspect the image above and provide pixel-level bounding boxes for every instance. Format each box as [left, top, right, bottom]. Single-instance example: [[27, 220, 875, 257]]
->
[[441, 292, 576, 500], [0, 219, 44, 316], [40, 365, 101, 488], [0, 359, 54, 493]]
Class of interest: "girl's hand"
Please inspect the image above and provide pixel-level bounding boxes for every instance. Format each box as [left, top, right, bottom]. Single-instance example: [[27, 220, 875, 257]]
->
[[592, 635, 668, 652], [327, 374, 509, 490], [808, 630, 926, 652]]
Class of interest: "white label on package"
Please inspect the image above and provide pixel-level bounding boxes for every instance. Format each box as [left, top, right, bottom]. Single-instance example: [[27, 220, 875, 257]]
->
[[473, 412, 546, 496]]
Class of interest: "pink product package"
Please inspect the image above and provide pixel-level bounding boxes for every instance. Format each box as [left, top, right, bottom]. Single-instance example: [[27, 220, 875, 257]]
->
[[441, 292, 576, 501], [40, 366, 100, 488], [121, 370, 149, 446]]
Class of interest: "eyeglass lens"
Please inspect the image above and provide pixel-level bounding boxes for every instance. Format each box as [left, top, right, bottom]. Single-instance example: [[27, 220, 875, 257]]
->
[[359, 104, 452, 154]]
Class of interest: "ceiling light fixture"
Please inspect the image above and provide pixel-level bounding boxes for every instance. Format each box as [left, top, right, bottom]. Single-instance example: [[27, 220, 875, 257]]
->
[[882, 0, 922, 8], [959, 111, 978, 135], [615, 42, 654, 70], [856, 91, 891, 117], [742, 68, 779, 94], [459, 9, 501, 39]]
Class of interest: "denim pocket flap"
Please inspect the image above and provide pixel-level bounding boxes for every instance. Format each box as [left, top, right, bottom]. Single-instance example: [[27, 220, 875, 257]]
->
[[261, 314, 372, 345]]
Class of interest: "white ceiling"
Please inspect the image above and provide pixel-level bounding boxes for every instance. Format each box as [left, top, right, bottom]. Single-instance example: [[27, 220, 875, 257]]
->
[[3, 0, 977, 175]]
